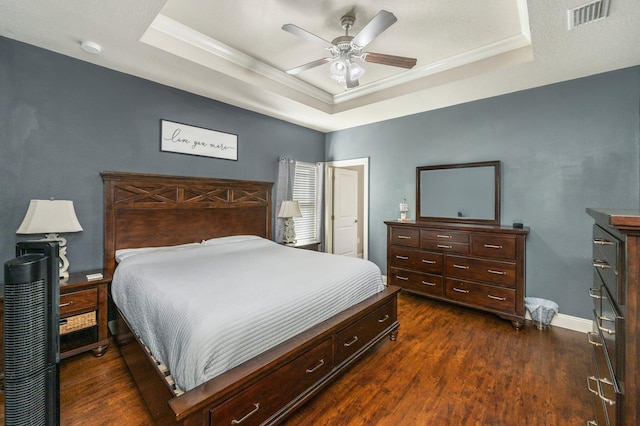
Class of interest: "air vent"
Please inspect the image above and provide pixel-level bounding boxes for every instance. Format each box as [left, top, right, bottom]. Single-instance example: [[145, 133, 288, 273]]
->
[[568, 0, 610, 29]]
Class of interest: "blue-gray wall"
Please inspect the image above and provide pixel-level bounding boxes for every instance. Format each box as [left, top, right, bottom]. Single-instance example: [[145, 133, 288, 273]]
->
[[327, 66, 640, 319], [3, 34, 639, 320], [0, 37, 325, 274]]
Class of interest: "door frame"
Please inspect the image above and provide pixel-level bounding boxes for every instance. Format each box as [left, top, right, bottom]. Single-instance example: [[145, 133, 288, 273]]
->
[[324, 157, 369, 260]]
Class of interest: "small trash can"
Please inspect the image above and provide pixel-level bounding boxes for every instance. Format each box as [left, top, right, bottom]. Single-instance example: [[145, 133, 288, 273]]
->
[[525, 297, 558, 330]]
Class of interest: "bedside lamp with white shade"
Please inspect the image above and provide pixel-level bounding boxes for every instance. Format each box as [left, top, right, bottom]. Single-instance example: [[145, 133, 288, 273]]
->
[[16, 199, 83, 279], [278, 200, 302, 245]]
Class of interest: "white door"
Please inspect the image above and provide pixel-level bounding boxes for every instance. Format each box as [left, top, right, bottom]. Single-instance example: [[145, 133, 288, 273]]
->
[[333, 168, 358, 257]]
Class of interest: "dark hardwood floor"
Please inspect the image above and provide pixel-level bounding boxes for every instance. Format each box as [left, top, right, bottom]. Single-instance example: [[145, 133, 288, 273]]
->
[[0, 292, 593, 425]]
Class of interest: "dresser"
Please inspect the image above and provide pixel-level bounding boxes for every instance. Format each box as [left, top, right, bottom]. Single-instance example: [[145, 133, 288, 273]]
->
[[586, 209, 640, 426], [385, 220, 528, 329]]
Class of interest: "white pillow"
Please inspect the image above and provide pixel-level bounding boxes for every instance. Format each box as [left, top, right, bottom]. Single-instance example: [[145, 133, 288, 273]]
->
[[115, 242, 201, 263]]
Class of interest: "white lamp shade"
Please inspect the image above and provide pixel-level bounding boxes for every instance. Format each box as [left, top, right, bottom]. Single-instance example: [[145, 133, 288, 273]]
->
[[278, 200, 302, 218], [16, 199, 83, 234]]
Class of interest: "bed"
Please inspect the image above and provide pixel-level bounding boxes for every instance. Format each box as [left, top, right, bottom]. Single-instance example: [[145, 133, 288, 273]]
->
[[102, 171, 400, 425]]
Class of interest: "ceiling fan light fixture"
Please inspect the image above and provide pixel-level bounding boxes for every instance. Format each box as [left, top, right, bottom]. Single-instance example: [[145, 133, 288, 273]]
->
[[330, 60, 347, 82], [349, 62, 365, 80]]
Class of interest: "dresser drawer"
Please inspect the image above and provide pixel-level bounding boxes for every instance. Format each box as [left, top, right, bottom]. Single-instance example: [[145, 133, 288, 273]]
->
[[587, 335, 619, 426], [388, 267, 443, 297], [389, 227, 420, 248], [210, 338, 334, 425], [596, 284, 624, 386], [422, 240, 470, 254], [421, 229, 469, 244], [592, 224, 623, 305], [60, 288, 98, 317], [445, 279, 516, 313], [592, 225, 621, 273], [336, 300, 396, 365], [445, 255, 516, 287], [388, 247, 443, 274], [471, 234, 516, 260]]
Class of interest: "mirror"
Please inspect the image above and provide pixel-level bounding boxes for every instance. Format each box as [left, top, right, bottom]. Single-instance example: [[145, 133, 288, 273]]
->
[[416, 160, 500, 225]]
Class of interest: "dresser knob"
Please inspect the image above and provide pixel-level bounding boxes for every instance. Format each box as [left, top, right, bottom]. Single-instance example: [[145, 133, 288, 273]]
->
[[592, 259, 612, 270]]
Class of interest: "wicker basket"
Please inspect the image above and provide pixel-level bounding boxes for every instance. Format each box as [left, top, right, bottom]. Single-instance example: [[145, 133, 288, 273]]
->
[[59, 311, 96, 335]]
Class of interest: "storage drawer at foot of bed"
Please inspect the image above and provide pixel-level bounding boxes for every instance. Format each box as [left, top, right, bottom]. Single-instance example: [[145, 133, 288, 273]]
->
[[445, 279, 516, 313], [209, 338, 334, 425], [335, 300, 396, 365]]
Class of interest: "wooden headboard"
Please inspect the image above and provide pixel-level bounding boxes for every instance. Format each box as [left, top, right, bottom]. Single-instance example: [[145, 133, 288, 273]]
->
[[101, 171, 273, 276]]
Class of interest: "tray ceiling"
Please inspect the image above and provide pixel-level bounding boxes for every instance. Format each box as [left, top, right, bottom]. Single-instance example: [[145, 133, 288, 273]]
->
[[1, 0, 639, 131]]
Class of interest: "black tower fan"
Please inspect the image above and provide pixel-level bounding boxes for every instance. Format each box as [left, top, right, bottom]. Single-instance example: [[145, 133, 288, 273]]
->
[[4, 240, 61, 425]]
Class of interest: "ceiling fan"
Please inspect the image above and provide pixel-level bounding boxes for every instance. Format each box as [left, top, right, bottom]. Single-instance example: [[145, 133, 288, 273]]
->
[[282, 10, 417, 89]]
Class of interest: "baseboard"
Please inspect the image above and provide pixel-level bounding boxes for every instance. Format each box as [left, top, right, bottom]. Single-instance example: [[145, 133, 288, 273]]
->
[[382, 275, 592, 333], [525, 310, 593, 333]]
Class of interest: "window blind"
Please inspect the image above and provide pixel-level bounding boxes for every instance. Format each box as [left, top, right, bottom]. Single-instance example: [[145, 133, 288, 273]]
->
[[292, 161, 317, 243]]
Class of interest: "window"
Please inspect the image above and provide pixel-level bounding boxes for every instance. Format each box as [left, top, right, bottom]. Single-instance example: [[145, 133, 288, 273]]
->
[[292, 161, 318, 243]]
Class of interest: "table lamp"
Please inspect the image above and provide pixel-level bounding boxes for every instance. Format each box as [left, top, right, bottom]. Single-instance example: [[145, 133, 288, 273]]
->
[[16, 199, 83, 279], [278, 200, 302, 245]]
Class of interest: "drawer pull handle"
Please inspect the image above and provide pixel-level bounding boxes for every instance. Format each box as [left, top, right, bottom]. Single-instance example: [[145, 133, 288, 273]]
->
[[586, 376, 599, 396], [437, 244, 452, 249], [422, 259, 436, 264], [487, 294, 506, 301], [453, 264, 469, 269], [344, 336, 359, 347], [306, 359, 325, 373], [395, 255, 409, 260], [592, 259, 611, 270], [488, 269, 506, 275], [587, 332, 603, 347], [422, 281, 436, 286], [231, 403, 260, 424], [588, 288, 604, 300], [483, 244, 503, 249], [586, 376, 616, 406], [593, 238, 615, 246], [397, 235, 412, 239], [395, 275, 409, 281], [596, 315, 615, 335], [453, 287, 469, 294], [378, 314, 390, 323], [436, 234, 452, 239], [60, 301, 74, 308]]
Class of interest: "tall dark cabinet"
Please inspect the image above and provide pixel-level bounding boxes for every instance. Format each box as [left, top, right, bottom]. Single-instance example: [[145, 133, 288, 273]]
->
[[586, 209, 640, 426]]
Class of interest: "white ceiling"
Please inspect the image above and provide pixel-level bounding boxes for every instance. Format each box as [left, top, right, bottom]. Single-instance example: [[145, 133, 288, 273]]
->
[[1, 0, 639, 132]]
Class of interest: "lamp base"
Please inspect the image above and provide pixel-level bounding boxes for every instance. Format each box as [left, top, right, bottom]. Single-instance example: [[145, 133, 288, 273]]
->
[[44, 233, 70, 279], [283, 217, 297, 245]]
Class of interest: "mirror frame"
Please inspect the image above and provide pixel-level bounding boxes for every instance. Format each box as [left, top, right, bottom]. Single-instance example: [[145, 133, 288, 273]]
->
[[416, 160, 501, 226]]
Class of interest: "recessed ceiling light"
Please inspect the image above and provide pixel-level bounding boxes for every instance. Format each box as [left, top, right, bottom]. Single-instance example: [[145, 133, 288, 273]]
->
[[80, 40, 102, 55]]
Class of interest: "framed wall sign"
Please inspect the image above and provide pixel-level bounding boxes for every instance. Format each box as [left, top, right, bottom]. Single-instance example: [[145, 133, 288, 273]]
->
[[160, 119, 238, 161]]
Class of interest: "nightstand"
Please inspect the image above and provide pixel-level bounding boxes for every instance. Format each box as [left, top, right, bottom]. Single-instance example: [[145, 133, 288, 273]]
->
[[59, 269, 111, 358], [0, 268, 111, 362], [283, 241, 322, 251]]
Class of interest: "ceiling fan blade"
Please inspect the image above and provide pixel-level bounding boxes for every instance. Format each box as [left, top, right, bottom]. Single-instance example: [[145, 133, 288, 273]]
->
[[282, 24, 334, 49], [346, 76, 359, 89], [351, 10, 397, 48], [363, 52, 417, 69], [345, 65, 360, 89], [286, 57, 333, 75]]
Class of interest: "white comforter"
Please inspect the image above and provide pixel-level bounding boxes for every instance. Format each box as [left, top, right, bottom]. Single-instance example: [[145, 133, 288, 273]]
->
[[111, 236, 384, 392]]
